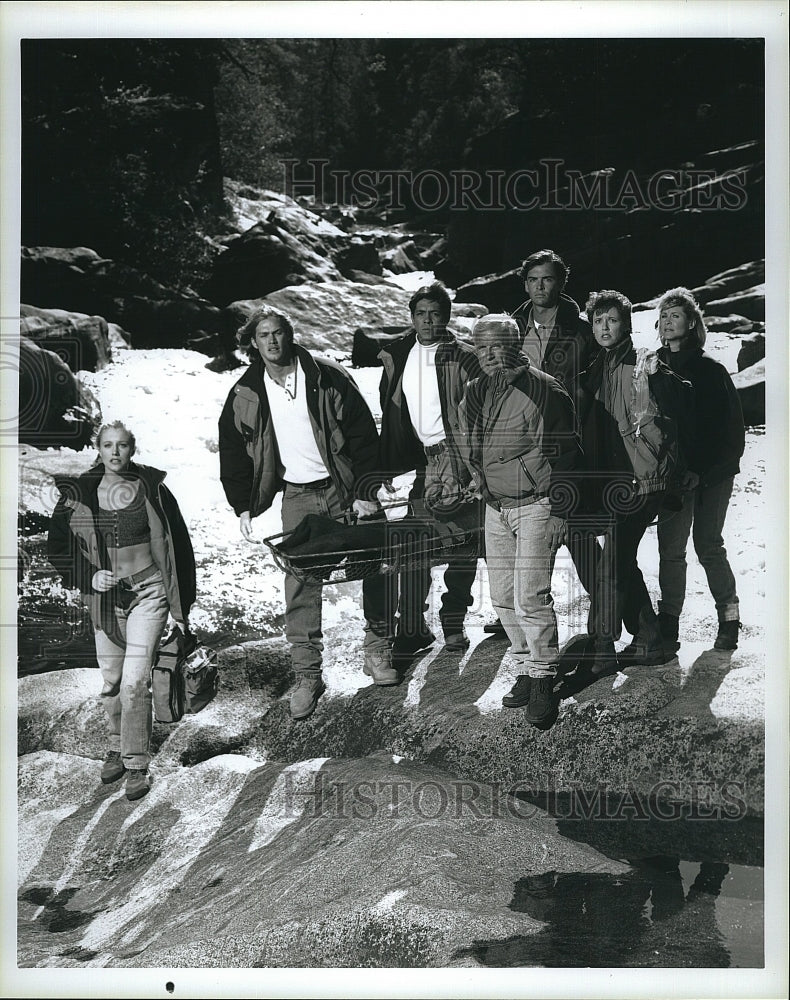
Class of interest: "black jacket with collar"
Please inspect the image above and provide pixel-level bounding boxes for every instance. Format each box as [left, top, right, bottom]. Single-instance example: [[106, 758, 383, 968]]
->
[[511, 292, 598, 421], [378, 329, 482, 486], [47, 462, 196, 636], [657, 343, 744, 488], [219, 345, 381, 518]]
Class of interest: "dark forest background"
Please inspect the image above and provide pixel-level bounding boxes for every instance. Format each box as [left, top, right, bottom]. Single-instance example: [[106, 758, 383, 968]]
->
[[21, 38, 764, 295]]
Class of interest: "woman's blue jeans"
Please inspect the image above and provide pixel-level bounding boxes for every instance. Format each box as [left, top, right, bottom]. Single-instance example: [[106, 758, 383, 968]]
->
[[94, 569, 169, 770]]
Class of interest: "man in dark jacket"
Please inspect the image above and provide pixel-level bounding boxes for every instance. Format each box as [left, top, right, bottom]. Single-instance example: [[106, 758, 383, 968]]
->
[[378, 282, 483, 658], [219, 305, 395, 720], [485, 248, 600, 640], [462, 314, 583, 727]]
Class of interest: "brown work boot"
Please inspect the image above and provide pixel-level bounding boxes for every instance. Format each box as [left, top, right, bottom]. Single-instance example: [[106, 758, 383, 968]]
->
[[363, 643, 400, 685], [100, 750, 125, 785], [289, 676, 326, 720]]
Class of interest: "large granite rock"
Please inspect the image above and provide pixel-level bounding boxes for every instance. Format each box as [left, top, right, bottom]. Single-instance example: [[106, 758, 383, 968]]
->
[[225, 283, 414, 354], [20, 246, 232, 355], [18, 337, 101, 450], [731, 360, 765, 426], [704, 285, 765, 322], [16, 748, 627, 968], [688, 260, 765, 305], [736, 331, 765, 372], [20, 305, 112, 372]]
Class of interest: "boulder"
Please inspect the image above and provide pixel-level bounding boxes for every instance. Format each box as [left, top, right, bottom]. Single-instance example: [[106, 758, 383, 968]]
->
[[731, 359, 765, 426], [226, 283, 414, 354], [454, 268, 523, 312], [418, 236, 449, 269], [332, 237, 382, 278], [702, 315, 756, 335], [381, 242, 421, 274], [20, 305, 112, 372], [20, 247, 231, 354], [690, 260, 765, 305], [736, 331, 765, 372], [451, 302, 489, 319], [203, 217, 341, 306], [18, 337, 101, 450], [704, 285, 765, 321], [351, 326, 412, 368]]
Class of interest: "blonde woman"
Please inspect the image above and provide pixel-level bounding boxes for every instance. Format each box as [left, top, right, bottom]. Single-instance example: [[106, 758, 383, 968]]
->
[[47, 421, 195, 800]]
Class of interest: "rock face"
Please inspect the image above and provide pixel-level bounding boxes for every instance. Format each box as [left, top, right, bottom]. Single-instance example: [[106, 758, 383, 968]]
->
[[453, 268, 523, 313], [445, 102, 764, 301], [210, 183, 386, 305], [16, 748, 626, 969], [226, 283, 415, 354], [17, 625, 764, 968], [20, 305, 112, 373], [18, 338, 101, 450], [704, 285, 765, 322], [731, 360, 765, 426], [736, 331, 765, 372], [20, 247, 232, 355], [688, 261, 765, 306]]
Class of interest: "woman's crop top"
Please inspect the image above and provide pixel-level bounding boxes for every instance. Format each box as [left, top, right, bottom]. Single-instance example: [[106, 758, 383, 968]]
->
[[97, 484, 151, 548]]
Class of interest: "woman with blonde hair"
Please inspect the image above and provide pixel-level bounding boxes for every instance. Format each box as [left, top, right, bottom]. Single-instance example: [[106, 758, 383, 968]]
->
[[47, 421, 196, 800], [655, 287, 745, 651]]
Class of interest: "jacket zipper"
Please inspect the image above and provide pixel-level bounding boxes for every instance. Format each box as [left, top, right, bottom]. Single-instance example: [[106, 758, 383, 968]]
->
[[518, 455, 539, 491]]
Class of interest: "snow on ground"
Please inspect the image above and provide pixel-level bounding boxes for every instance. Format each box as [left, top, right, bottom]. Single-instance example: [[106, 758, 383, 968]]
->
[[28, 330, 764, 714]]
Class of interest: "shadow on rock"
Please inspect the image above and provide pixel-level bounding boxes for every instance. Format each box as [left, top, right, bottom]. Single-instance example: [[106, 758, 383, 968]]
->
[[453, 857, 734, 968]]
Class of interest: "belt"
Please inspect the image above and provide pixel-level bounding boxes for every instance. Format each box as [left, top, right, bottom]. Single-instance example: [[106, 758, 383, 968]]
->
[[284, 477, 332, 490], [117, 563, 158, 588], [424, 440, 447, 457]]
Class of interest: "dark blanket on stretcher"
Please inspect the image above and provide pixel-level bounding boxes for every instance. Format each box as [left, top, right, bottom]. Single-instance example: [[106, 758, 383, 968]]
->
[[277, 502, 484, 573]]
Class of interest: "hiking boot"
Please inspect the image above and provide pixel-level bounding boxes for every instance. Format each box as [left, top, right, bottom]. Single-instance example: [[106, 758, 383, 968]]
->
[[525, 676, 559, 727], [392, 623, 436, 662], [441, 623, 470, 653], [658, 612, 680, 653], [714, 619, 741, 651], [289, 676, 326, 720], [502, 674, 532, 709], [363, 644, 400, 685], [483, 617, 508, 637], [125, 769, 151, 802], [100, 750, 125, 785], [617, 637, 675, 666], [618, 605, 674, 666], [589, 637, 619, 678]]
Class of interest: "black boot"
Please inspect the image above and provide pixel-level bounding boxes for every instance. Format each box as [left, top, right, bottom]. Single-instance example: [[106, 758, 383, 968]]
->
[[618, 606, 675, 666], [714, 619, 740, 651], [657, 612, 680, 654]]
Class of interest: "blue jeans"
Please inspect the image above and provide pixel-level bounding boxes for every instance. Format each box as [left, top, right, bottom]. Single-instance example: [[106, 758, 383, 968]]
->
[[281, 481, 395, 678], [657, 477, 739, 621], [485, 498, 559, 678], [94, 568, 170, 770]]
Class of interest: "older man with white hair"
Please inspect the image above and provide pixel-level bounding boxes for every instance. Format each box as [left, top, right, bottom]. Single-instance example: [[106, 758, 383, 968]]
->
[[461, 314, 583, 728]]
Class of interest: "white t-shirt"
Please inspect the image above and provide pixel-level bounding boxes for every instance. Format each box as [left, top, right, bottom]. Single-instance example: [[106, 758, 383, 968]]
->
[[401, 339, 445, 446], [264, 361, 329, 482]]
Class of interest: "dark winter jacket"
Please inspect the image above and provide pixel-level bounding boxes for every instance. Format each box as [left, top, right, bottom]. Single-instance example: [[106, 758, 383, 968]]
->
[[47, 462, 196, 636], [657, 344, 744, 488], [378, 330, 482, 487], [577, 336, 695, 512], [511, 292, 599, 416], [460, 357, 583, 517], [219, 346, 381, 518]]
